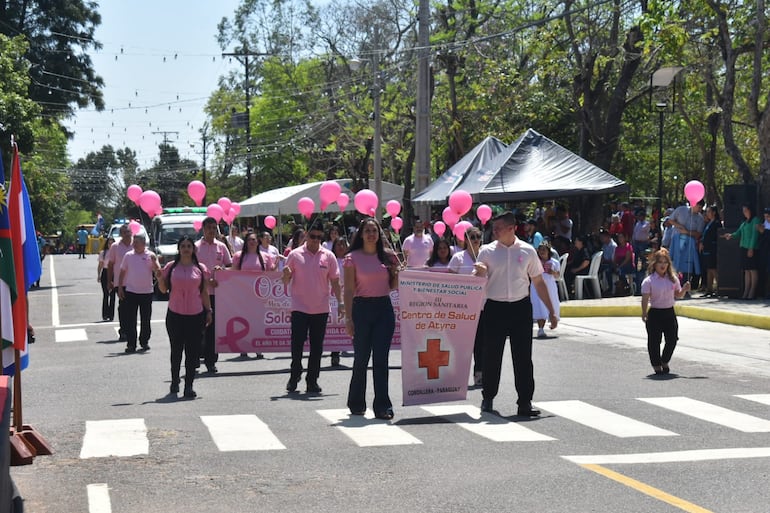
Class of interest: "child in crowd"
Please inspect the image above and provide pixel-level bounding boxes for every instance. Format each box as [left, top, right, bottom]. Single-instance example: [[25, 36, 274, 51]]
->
[[641, 249, 690, 375], [531, 242, 560, 338]]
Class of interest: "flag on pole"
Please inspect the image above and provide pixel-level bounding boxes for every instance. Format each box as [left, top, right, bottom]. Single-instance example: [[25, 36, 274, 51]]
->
[[0, 153, 17, 353]]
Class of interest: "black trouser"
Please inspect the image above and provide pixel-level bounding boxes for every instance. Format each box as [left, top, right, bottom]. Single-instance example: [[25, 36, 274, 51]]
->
[[123, 291, 153, 349], [482, 298, 535, 406], [473, 309, 485, 374], [167, 310, 205, 386], [202, 295, 219, 368], [290, 311, 329, 384], [78, 243, 86, 258], [646, 307, 678, 367], [100, 269, 116, 320]]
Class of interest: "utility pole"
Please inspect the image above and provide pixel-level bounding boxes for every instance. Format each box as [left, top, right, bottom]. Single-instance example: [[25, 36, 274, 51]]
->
[[222, 48, 271, 198], [152, 130, 179, 147], [415, 0, 431, 222], [372, 26, 383, 221]]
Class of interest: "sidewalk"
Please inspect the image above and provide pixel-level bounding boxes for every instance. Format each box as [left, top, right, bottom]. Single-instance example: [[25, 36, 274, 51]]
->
[[560, 293, 770, 331]]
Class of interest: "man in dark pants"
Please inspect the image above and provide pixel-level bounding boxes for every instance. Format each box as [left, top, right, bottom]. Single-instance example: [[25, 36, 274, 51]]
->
[[117, 234, 160, 353], [282, 220, 342, 394], [473, 212, 558, 416], [107, 224, 133, 342], [195, 217, 232, 373]]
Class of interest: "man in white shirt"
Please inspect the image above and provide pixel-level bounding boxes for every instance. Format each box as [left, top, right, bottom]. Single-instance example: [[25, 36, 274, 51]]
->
[[402, 218, 434, 268], [227, 228, 244, 253], [473, 212, 557, 416]]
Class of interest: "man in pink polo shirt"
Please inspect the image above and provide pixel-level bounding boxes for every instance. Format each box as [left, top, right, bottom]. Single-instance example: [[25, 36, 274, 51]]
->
[[195, 217, 233, 374], [107, 224, 133, 342], [117, 234, 161, 353], [282, 220, 342, 394]]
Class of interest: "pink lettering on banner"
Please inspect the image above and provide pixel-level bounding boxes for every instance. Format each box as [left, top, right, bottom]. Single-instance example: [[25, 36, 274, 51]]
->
[[218, 316, 250, 352]]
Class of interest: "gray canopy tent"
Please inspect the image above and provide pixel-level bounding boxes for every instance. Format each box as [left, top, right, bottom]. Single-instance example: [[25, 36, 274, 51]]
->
[[413, 129, 628, 204]]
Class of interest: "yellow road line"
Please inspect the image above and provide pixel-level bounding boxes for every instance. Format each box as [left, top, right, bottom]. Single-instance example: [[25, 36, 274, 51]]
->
[[581, 463, 715, 513]]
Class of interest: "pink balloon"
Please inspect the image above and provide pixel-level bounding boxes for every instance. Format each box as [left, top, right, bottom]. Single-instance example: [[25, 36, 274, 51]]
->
[[354, 189, 379, 217], [684, 180, 705, 205], [139, 190, 161, 216], [297, 196, 315, 220], [218, 197, 232, 213], [127, 184, 142, 204], [337, 193, 350, 211], [222, 212, 234, 225], [264, 215, 277, 229], [193, 220, 203, 231], [433, 221, 446, 238], [129, 220, 142, 235], [231, 202, 241, 216], [187, 180, 206, 206], [442, 206, 460, 228], [206, 203, 224, 222], [319, 181, 342, 211], [476, 204, 493, 225], [386, 200, 402, 218], [449, 190, 473, 216], [453, 221, 474, 241], [391, 216, 403, 233]]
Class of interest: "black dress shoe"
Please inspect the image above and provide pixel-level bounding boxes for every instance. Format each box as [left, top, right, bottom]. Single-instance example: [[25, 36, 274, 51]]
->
[[480, 399, 494, 412], [183, 387, 197, 399], [205, 365, 218, 374], [286, 377, 300, 393], [124, 346, 136, 354], [306, 382, 322, 394], [517, 405, 541, 417]]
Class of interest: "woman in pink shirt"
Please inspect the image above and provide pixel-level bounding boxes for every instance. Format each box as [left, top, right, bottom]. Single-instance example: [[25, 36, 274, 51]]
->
[[343, 218, 400, 420], [231, 233, 276, 358], [641, 249, 690, 375], [157, 236, 212, 398]]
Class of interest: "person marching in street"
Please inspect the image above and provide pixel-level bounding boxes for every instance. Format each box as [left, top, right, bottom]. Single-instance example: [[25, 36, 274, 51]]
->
[[472, 212, 557, 416], [343, 217, 400, 420], [532, 241, 561, 339], [448, 226, 485, 386], [157, 236, 212, 398], [107, 224, 133, 342], [97, 236, 116, 321], [117, 234, 161, 353], [402, 217, 434, 268], [641, 249, 690, 375], [195, 216, 232, 374], [282, 220, 342, 394]]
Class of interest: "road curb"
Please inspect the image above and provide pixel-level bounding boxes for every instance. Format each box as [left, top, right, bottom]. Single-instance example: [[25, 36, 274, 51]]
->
[[560, 303, 770, 331]]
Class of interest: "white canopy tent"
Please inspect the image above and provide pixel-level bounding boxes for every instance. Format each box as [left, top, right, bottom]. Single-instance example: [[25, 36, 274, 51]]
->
[[238, 179, 405, 217]]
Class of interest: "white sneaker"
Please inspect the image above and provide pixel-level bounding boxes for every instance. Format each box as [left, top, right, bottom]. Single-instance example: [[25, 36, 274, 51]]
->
[[537, 328, 546, 339]]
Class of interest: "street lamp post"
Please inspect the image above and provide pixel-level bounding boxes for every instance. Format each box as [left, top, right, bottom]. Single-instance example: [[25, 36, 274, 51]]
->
[[650, 66, 684, 216]]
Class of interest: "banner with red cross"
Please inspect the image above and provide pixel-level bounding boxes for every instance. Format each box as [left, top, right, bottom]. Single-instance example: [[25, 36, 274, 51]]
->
[[398, 270, 486, 406]]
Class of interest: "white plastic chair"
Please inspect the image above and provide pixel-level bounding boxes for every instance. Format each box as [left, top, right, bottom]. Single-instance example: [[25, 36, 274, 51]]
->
[[575, 251, 604, 300], [555, 253, 569, 301]]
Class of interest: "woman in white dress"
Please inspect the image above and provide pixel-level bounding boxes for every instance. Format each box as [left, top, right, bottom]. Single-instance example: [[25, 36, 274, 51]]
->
[[531, 241, 561, 338]]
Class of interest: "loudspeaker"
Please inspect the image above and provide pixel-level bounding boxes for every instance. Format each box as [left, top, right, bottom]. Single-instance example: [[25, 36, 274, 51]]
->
[[716, 227, 742, 298], [723, 184, 757, 230]]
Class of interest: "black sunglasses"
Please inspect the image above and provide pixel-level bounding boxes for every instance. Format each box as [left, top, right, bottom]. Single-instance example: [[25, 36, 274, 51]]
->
[[307, 233, 323, 240]]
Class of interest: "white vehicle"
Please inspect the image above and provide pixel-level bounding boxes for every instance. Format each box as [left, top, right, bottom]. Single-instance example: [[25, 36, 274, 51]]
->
[[108, 221, 148, 241], [150, 208, 207, 265]]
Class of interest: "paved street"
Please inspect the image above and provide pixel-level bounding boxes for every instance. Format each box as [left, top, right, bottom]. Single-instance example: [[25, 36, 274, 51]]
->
[[10, 254, 770, 513]]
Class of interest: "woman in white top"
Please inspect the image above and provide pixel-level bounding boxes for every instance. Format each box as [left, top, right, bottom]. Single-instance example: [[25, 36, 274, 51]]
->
[[425, 238, 453, 271]]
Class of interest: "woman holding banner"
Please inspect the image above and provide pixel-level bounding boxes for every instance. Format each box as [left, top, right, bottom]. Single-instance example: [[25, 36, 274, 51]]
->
[[157, 236, 212, 398], [343, 218, 400, 420]]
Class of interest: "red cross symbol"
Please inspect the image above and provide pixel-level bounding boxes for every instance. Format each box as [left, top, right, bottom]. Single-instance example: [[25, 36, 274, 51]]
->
[[418, 338, 450, 380]]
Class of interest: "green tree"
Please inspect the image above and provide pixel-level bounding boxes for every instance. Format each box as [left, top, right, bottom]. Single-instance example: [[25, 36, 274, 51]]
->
[[0, 34, 40, 156]]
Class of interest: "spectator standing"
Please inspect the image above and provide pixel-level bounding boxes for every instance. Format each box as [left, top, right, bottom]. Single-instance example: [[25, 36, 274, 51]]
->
[[343, 218, 400, 420], [525, 219, 544, 249], [599, 230, 617, 295], [757, 208, 770, 298], [195, 217, 233, 373], [554, 206, 573, 242], [723, 204, 761, 299], [641, 249, 690, 375], [613, 232, 636, 293], [157, 236, 212, 398], [77, 225, 89, 259], [97, 237, 116, 321], [632, 209, 652, 292], [117, 234, 160, 353], [620, 202, 635, 240], [282, 221, 342, 394], [669, 200, 705, 288], [402, 218, 434, 268], [699, 205, 720, 296], [473, 212, 557, 416]]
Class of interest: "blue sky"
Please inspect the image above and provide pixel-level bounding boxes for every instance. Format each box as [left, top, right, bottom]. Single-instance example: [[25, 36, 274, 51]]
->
[[65, 0, 242, 169]]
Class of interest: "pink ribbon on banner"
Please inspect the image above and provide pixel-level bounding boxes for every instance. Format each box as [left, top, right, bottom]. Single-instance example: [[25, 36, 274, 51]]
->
[[218, 316, 251, 352]]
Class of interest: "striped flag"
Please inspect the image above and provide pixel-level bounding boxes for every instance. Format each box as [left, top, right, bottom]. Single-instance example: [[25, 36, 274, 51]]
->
[[0, 154, 17, 354]]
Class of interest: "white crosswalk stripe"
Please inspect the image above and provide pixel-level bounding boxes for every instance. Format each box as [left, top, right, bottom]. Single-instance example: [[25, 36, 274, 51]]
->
[[534, 400, 678, 438], [735, 394, 770, 406], [201, 415, 286, 451], [638, 396, 770, 433], [80, 419, 148, 458], [316, 408, 423, 447], [421, 404, 556, 442]]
